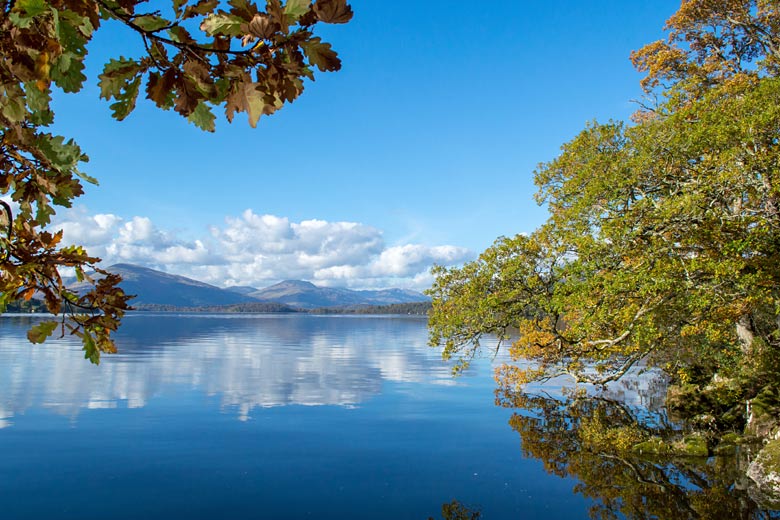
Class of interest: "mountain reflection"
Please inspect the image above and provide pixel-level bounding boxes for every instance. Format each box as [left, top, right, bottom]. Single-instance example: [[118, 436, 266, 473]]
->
[[498, 385, 778, 519], [0, 314, 455, 426]]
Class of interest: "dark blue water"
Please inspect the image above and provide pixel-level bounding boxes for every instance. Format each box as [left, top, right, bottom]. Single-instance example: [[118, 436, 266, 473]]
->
[[0, 314, 589, 519]]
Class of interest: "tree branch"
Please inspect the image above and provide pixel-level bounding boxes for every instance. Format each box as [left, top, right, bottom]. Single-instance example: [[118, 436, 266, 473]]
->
[[0, 200, 11, 262], [96, 0, 257, 58]]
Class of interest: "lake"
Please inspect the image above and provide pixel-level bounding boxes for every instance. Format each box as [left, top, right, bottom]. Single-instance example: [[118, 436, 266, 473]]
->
[[1, 314, 778, 519]]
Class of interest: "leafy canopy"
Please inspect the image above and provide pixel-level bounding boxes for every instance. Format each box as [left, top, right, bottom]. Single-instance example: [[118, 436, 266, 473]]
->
[[428, 0, 780, 397], [0, 0, 352, 362]]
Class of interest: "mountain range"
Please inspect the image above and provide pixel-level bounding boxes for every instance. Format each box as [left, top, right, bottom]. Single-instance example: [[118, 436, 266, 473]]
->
[[83, 264, 430, 310]]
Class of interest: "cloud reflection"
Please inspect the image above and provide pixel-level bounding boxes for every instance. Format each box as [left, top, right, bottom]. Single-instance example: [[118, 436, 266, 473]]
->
[[0, 314, 457, 426]]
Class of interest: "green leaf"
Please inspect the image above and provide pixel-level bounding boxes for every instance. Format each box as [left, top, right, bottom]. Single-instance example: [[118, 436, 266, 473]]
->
[[109, 75, 141, 120], [73, 168, 98, 185], [50, 14, 90, 93], [187, 102, 216, 131], [58, 9, 95, 42], [82, 331, 100, 364], [285, 0, 310, 20], [200, 13, 244, 36], [98, 57, 142, 100], [0, 85, 27, 123], [301, 37, 341, 71], [27, 321, 58, 344], [133, 14, 170, 32], [25, 83, 54, 125], [51, 55, 88, 93], [35, 133, 84, 171], [8, 12, 33, 28], [15, 0, 48, 18]]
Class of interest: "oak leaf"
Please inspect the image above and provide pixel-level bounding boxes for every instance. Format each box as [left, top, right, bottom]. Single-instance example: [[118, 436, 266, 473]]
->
[[313, 0, 352, 24]]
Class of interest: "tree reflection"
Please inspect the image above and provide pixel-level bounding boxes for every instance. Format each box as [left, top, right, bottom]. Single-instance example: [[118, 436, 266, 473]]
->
[[427, 500, 481, 520], [497, 387, 778, 520]]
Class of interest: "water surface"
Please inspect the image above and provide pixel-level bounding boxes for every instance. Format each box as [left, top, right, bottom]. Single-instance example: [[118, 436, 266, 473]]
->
[[0, 314, 589, 519]]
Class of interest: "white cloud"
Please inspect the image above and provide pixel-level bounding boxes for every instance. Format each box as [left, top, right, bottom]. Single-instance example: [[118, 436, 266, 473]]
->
[[56, 209, 120, 253], [49, 207, 473, 290]]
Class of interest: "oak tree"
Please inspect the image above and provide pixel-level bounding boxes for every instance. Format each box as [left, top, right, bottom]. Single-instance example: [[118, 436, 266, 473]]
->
[[0, 0, 352, 362], [428, 0, 780, 426]]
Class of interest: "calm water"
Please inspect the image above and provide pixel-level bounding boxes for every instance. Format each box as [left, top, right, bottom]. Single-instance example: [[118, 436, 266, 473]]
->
[[0, 314, 589, 519]]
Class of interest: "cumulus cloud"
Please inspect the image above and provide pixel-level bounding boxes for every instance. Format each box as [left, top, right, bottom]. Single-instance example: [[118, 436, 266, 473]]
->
[[55, 211, 218, 267], [49, 207, 473, 290]]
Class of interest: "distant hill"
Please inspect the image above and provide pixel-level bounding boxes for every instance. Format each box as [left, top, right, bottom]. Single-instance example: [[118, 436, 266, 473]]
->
[[75, 264, 259, 308], [248, 280, 429, 309], [64, 264, 430, 310]]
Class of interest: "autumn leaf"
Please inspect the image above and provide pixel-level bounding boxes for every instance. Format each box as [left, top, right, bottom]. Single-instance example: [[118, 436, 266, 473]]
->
[[1, 0, 351, 363], [146, 69, 177, 109], [301, 37, 341, 71], [27, 321, 58, 344], [247, 14, 280, 39], [313, 0, 352, 24], [183, 0, 218, 19]]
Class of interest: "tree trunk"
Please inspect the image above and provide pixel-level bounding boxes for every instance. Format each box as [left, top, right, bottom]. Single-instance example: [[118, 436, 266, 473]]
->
[[736, 313, 756, 354]]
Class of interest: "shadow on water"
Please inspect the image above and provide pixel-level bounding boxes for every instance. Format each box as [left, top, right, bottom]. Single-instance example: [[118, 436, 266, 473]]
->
[[496, 384, 780, 520]]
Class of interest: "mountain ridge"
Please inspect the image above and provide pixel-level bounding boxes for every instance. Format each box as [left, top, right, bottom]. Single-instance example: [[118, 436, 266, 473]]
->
[[76, 264, 430, 310], [247, 279, 429, 309]]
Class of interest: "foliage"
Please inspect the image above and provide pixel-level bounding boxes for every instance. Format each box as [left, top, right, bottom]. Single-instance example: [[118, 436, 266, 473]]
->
[[630, 0, 780, 109], [0, 0, 352, 361], [428, 0, 780, 407]]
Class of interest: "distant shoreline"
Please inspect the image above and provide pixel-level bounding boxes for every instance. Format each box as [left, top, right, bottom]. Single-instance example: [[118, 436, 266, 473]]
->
[[3, 300, 432, 316]]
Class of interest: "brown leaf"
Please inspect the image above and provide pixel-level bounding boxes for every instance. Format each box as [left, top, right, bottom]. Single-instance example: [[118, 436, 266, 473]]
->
[[225, 75, 266, 127], [247, 14, 280, 39], [183, 0, 219, 19], [301, 37, 341, 71], [183, 59, 217, 97], [146, 68, 176, 108], [313, 0, 352, 24], [174, 76, 201, 116]]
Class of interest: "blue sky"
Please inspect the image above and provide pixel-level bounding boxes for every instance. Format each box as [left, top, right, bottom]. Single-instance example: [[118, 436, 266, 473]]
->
[[38, 1, 680, 290]]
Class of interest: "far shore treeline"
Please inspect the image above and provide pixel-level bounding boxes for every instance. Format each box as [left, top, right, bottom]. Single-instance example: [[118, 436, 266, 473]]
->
[[3, 299, 432, 316]]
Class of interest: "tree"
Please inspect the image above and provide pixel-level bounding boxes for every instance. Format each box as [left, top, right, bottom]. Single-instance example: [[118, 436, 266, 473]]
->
[[0, 0, 353, 362], [428, 0, 780, 430]]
